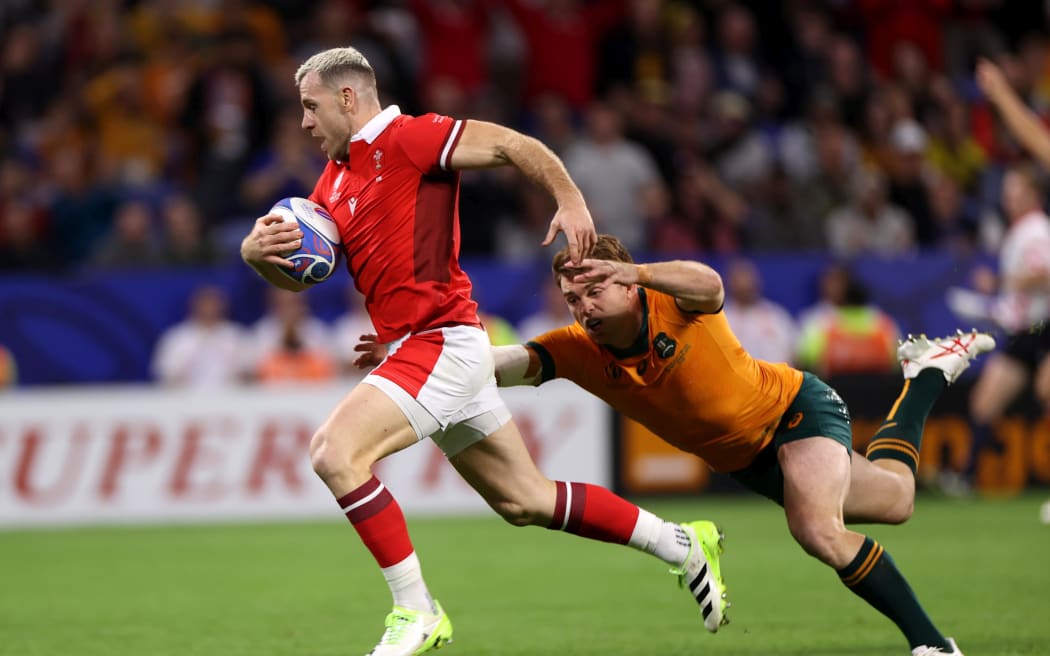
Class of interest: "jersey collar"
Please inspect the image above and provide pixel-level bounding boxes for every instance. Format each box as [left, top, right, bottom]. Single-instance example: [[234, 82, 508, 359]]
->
[[605, 288, 651, 360], [351, 105, 402, 144]]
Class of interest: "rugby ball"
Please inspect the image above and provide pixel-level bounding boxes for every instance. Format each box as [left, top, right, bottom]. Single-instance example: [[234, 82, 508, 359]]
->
[[270, 197, 342, 285]]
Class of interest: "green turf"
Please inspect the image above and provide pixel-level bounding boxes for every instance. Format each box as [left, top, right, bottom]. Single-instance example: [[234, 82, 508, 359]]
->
[[3, 493, 1049, 655]]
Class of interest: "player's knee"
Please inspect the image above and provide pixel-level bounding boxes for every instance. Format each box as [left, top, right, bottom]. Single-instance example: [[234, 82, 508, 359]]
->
[[489, 498, 539, 527], [309, 428, 368, 482], [884, 484, 914, 524], [788, 518, 844, 564]]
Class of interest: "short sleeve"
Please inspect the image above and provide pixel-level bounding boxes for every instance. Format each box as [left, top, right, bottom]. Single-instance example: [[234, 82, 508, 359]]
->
[[395, 114, 467, 175], [527, 326, 585, 383]]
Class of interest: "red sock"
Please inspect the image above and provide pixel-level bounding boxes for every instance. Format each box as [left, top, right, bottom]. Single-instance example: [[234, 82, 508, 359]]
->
[[337, 476, 414, 568], [546, 481, 640, 544]]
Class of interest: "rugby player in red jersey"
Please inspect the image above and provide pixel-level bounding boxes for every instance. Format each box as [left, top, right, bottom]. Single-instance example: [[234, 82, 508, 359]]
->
[[241, 47, 726, 656]]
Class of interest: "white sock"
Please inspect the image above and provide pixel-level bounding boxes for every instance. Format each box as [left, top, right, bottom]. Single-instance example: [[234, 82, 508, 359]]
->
[[628, 509, 692, 566], [381, 552, 435, 613]]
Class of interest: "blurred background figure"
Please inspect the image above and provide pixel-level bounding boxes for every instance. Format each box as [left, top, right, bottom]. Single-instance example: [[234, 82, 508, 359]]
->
[[517, 277, 573, 339], [563, 100, 664, 253], [946, 165, 1050, 494], [797, 268, 900, 379], [722, 258, 797, 364], [0, 200, 57, 272], [151, 284, 247, 387], [825, 168, 915, 259], [89, 199, 162, 269], [159, 193, 220, 266], [248, 288, 335, 384]]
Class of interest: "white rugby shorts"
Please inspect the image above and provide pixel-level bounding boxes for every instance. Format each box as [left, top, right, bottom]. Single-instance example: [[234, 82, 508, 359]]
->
[[363, 324, 511, 457]]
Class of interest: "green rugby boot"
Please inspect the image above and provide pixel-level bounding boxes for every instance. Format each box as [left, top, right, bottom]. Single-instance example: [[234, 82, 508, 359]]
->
[[671, 520, 729, 632], [366, 600, 453, 656]]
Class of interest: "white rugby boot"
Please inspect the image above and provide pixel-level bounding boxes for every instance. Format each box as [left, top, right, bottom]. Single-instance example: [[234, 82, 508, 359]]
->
[[898, 330, 995, 384], [912, 637, 963, 655]]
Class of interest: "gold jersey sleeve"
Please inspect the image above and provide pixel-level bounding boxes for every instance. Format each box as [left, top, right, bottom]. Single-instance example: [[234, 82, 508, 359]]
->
[[529, 289, 803, 472]]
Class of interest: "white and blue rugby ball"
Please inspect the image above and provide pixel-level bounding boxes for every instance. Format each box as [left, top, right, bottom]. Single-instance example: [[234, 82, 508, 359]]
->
[[270, 197, 342, 285]]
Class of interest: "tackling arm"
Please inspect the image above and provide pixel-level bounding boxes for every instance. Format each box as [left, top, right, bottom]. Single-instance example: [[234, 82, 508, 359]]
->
[[635, 260, 725, 313], [573, 258, 724, 313], [492, 344, 543, 387]]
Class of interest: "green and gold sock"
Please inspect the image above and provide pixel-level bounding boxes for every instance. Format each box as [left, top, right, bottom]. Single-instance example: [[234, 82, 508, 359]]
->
[[867, 369, 946, 473], [838, 536, 950, 650]]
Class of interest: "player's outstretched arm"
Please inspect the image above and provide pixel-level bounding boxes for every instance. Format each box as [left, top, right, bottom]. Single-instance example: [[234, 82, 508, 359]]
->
[[240, 213, 308, 292], [977, 57, 1050, 168], [493, 344, 543, 387], [572, 258, 724, 313], [449, 120, 596, 263]]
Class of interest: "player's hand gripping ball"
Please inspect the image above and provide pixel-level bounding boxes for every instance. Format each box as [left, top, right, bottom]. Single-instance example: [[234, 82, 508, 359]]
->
[[270, 197, 342, 285]]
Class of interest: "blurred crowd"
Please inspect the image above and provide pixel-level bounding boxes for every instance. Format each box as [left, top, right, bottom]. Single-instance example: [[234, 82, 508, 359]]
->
[[3, 0, 1050, 273]]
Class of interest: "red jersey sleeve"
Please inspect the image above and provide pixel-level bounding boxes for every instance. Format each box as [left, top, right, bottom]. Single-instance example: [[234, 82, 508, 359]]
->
[[394, 113, 467, 175]]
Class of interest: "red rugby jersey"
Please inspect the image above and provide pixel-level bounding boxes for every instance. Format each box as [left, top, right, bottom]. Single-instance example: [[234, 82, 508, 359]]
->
[[308, 106, 480, 343]]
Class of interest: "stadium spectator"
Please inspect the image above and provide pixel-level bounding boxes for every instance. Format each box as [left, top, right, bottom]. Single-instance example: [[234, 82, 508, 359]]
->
[[240, 110, 328, 216], [527, 93, 579, 157], [926, 94, 986, 194], [825, 34, 871, 133], [563, 100, 664, 253], [825, 168, 915, 259], [0, 21, 58, 130], [746, 166, 813, 252], [247, 287, 333, 380], [475, 234, 986, 656], [159, 194, 221, 267], [661, 161, 749, 254], [926, 173, 980, 256], [706, 90, 773, 193], [82, 52, 167, 189], [46, 145, 120, 266], [887, 118, 936, 245], [503, 0, 625, 110], [798, 262, 851, 329], [151, 284, 247, 387], [722, 258, 797, 365], [255, 322, 338, 384], [179, 27, 276, 222], [856, 0, 949, 80], [709, 3, 765, 101], [0, 200, 57, 272], [240, 46, 728, 656], [409, 0, 491, 100], [88, 199, 163, 269], [596, 0, 672, 99], [797, 270, 901, 379]]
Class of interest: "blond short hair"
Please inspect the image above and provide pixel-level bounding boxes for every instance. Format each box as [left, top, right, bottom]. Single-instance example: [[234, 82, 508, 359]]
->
[[551, 234, 634, 284], [295, 47, 376, 92]]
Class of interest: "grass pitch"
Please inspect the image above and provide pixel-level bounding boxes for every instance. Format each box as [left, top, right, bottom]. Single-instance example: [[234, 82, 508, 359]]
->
[[3, 492, 1049, 655]]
